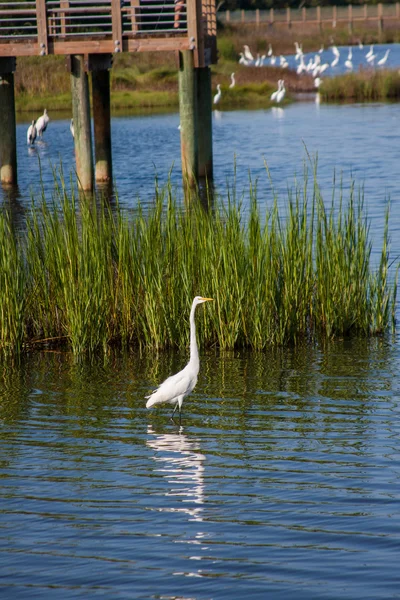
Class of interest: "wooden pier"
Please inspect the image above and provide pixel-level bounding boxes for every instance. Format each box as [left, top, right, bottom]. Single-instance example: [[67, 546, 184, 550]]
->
[[0, 0, 217, 189]]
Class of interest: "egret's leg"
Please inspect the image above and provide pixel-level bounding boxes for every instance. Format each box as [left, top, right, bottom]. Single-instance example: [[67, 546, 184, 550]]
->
[[171, 402, 179, 421]]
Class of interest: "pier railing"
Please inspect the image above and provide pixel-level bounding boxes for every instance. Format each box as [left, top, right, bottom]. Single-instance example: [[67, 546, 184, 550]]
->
[[0, 0, 216, 65]]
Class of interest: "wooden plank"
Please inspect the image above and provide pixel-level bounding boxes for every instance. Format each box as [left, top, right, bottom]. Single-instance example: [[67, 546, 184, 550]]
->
[[36, 0, 48, 55], [111, 0, 123, 53], [60, 0, 69, 36], [129, 0, 141, 33]]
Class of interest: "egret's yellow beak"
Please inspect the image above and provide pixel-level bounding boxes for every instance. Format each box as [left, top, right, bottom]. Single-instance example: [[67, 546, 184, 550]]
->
[[201, 297, 213, 302]]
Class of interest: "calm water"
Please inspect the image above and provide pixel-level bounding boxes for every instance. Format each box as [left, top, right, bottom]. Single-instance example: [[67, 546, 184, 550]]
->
[[1, 339, 400, 599], [1, 99, 400, 597]]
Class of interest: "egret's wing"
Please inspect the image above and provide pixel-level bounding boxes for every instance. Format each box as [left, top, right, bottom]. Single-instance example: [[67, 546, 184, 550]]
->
[[146, 367, 196, 407]]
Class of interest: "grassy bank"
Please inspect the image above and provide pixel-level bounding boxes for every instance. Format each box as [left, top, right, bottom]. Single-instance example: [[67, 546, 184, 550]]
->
[[319, 69, 400, 101], [0, 171, 396, 356]]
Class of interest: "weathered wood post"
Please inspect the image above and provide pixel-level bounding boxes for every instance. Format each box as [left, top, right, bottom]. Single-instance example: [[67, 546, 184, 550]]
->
[[179, 50, 198, 188], [378, 3, 384, 38], [91, 55, 113, 184], [348, 4, 353, 34], [197, 67, 213, 181], [0, 58, 17, 185], [70, 54, 94, 191]]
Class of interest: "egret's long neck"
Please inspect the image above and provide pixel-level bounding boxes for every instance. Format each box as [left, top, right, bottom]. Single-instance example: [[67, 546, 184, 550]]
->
[[189, 303, 199, 370]]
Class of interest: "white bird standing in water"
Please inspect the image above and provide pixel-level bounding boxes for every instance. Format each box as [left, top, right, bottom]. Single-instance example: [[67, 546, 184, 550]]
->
[[27, 120, 37, 145], [377, 49, 390, 66], [270, 79, 282, 102], [70, 118, 74, 138], [344, 47, 353, 70], [145, 296, 213, 424], [243, 44, 254, 63], [276, 79, 286, 103], [36, 108, 49, 138], [213, 83, 222, 105], [229, 72, 236, 88]]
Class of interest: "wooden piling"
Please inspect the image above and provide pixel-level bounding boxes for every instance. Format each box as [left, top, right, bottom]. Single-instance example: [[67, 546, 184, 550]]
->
[[0, 58, 17, 185], [70, 54, 94, 191], [91, 57, 113, 184], [178, 50, 198, 188], [197, 67, 213, 181]]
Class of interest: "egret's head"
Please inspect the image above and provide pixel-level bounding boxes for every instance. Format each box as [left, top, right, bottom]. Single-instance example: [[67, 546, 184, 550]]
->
[[194, 296, 213, 305]]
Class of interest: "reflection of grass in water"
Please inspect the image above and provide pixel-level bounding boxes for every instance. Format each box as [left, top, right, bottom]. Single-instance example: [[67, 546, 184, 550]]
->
[[0, 166, 397, 356]]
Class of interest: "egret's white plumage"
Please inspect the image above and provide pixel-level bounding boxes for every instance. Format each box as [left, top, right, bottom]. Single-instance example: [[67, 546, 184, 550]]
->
[[145, 296, 213, 424], [70, 118, 74, 138], [229, 72, 235, 88], [213, 83, 222, 105], [243, 45, 254, 63], [27, 120, 37, 145], [377, 49, 390, 66], [270, 79, 282, 101], [36, 108, 49, 137], [275, 79, 286, 103]]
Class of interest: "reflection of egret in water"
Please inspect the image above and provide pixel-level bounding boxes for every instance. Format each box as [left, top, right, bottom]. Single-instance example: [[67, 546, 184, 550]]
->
[[146, 424, 205, 522], [146, 425, 211, 574]]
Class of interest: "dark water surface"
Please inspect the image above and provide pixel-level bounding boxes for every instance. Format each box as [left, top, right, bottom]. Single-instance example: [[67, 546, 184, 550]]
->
[[1, 339, 400, 599]]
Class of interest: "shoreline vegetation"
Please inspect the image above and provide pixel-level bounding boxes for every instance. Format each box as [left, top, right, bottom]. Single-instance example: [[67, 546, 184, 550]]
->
[[0, 170, 396, 357], [14, 24, 400, 115]]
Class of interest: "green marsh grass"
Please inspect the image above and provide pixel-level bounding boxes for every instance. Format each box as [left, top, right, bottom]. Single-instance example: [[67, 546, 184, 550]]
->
[[0, 170, 397, 356]]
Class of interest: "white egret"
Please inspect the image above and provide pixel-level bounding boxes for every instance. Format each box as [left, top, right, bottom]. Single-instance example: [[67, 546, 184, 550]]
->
[[238, 52, 247, 65], [255, 53, 261, 67], [378, 49, 390, 66], [366, 44, 374, 59], [275, 79, 286, 103], [27, 120, 37, 145], [36, 108, 49, 137], [344, 48, 353, 70], [243, 45, 254, 63], [267, 43, 273, 57], [145, 296, 213, 424], [213, 83, 222, 105], [270, 79, 281, 101], [70, 118, 74, 138], [229, 72, 235, 88]]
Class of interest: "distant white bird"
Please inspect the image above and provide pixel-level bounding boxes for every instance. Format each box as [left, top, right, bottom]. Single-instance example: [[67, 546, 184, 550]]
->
[[377, 49, 390, 66], [280, 55, 289, 68], [294, 41, 303, 60], [36, 109, 49, 138], [270, 79, 282, 102], [331, 45, 340, 58], [267, 43, 273, 57], [358, 40, 364, 49], [27, 120, 37, 145], [276, 79, 286, 103], [366, 44, 374, 59], [297, 55, 306, 75], [213, 83, 222, 105], [319, 44, 324, 53], [238, 52, 249, 66], [145, 296, 213, 424], [367, 51, 377, 65], [270, 55, 276, 66], [243, 45, 254, 63], [314, 77, 322, 88], [331, 54, 339, 68], [255, 53, 261, 67], [229, 72, 236, 88], [70, 118, 74, 138], [345, 48, 353, 70]]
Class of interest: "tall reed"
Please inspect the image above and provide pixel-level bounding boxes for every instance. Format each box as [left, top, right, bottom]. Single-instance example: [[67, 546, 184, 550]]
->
[[0, 169, 397, 356]]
